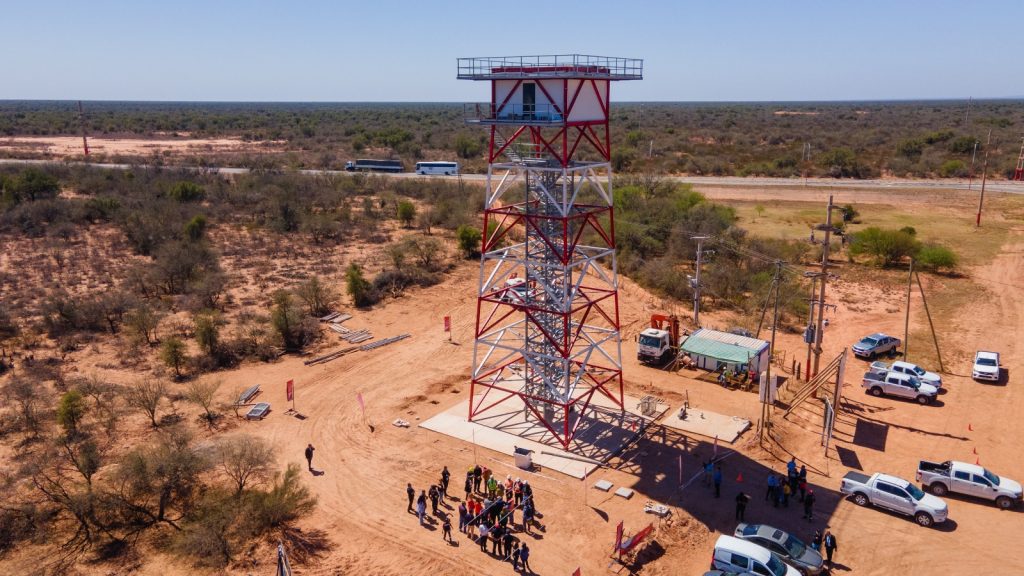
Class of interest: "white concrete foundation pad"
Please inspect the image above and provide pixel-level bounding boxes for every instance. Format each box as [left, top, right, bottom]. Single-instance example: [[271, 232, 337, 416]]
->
[[662, 405, 751, 443], [594, 479, 613, 492], [614, 487, 634, 499], [420, 393, 666, 479]]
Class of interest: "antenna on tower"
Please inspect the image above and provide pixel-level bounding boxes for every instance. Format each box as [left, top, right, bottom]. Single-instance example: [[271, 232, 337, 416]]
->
[[78, 101, 90, 159]]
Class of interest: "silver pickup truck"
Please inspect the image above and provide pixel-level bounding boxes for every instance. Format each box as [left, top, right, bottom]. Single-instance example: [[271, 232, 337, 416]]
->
[[840, 471, 948, 527], [917, 460, 1022, 509], [870, 360, 942, 388], [862, 371, 938, 404]]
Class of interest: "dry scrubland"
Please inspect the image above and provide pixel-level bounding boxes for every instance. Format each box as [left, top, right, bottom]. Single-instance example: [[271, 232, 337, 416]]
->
[[0, 157, 1024, 575], [2, 99, 1024, 178]]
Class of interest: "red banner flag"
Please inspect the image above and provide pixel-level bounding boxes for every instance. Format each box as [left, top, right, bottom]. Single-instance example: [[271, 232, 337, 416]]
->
[[286, 379, 294, 402], [444, 316, 451, 332], [572, 569, 581, 576]]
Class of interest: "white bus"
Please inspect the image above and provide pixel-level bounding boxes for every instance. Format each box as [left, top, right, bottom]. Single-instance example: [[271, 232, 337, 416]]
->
[[415, 161, 459, 175]]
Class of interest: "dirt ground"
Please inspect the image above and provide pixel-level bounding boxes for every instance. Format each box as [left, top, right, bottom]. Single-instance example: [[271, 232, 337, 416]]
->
[[3, 186, 1024, 576], [0, 135, 282, 160]]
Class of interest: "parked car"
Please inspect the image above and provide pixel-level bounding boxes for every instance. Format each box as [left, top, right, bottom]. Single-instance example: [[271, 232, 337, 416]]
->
[[852, 333, 901, 358], [499, 277, 536, 306], [839, 471, 948, 527], [869, 360, 942, 388], [971, 350, 1001, 382], [861, 371, 938, 404], [711, 535, 801, 576], [733, 524, 824, 575], [704, 572, 752, 576], [917, 460, 1022, 509]]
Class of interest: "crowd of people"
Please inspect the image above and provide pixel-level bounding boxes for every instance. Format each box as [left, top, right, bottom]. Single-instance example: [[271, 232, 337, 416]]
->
[[407, 463, 540, 573], [708, 456, 841, 571]]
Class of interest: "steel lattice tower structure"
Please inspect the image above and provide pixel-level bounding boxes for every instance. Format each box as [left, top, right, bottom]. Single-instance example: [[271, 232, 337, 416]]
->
[[458, 55, 642, 449]]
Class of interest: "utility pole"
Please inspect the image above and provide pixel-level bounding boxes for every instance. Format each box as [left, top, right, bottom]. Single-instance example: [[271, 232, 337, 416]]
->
[[903, 258, 914, 360], [915, 271, 945, 373], [77, 101, 90, 159], [804, 272, 818, 381], [967, 141, 979, 190], [692, 236, 709, 327], [977, 129, 992, 228], [769, 261, 783, 359], [812, 195, 837, 376]]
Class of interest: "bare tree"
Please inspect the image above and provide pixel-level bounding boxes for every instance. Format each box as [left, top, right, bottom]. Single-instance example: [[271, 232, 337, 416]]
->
[[214, 435, 275, 497], [185, 379, 221, 423], [295, 275, 339, 317], [74, 373, 120, 436], [4, 377, 48, 437], [109, 426, 208, 528], [125, 379, 167, 427]]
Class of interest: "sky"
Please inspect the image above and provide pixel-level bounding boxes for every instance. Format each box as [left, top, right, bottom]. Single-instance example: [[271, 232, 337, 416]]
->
[[2, 0, 1022, 102]]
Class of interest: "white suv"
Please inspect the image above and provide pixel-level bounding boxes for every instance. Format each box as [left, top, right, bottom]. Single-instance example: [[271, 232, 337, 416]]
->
[[972, 351, 1000, 382], [712, 535, 800, 576]]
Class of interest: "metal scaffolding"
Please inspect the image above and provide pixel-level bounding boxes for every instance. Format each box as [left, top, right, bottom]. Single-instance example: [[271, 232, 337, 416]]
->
[[460, 55, 641, 449]]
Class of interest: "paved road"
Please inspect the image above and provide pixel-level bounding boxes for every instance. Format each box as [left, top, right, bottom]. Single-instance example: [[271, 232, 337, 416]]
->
[[3, 157, 1022, 194]]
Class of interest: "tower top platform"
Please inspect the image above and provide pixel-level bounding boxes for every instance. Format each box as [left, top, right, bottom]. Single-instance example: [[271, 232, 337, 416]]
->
[[458, 54, 642, 81]]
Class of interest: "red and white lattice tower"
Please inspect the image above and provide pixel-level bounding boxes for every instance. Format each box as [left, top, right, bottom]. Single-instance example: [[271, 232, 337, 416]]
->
[[1014, 137, 1023, 181], [458, 55, 642, 449]]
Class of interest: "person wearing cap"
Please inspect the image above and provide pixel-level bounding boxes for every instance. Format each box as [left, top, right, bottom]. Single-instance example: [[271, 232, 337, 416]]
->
[[513, 477, 523, 505], [803, 488, 816, 520]]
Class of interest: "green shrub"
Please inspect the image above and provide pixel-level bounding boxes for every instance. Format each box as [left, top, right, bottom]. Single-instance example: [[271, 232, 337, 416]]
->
[[56, 390, 86, 434], [161, 336, 188, 378], [948, 136, 978, 154], [938, 160, 967, 178], [896, 138, 924, 159], [916, 244, 958, 272], [848, 227, 921, 266], [184, 215, 208, 242], [396, 200, 416, 227], [167, 181, 205, 202], [456, 225, 482, 258], [345, 264, 377, 308]]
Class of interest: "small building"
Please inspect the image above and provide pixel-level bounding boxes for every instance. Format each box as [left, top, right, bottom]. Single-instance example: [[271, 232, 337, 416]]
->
[[680, 328, 770, 374]]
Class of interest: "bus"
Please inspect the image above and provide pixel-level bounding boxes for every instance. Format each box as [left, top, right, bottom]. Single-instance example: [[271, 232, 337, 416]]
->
[[415, 161, 459, 176]]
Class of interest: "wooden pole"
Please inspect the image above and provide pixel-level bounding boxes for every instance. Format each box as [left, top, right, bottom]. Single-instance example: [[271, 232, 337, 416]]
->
[[915, 272, 945, 373], [813, 196, 835, 375], [976, 129, 992, 228], [903, 258, 914, 360]]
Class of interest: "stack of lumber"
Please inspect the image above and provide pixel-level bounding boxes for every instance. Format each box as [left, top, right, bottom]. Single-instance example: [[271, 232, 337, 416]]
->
[[303, 334, 412, 367], [319, 311, 352, 323], [341, 329, 373, 344]]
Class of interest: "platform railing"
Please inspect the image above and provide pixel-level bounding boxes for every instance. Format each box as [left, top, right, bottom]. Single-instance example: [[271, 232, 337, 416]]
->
[[457, 54, 643, 80]]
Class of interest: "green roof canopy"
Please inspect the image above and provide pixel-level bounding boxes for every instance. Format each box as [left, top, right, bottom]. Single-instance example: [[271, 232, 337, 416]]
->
[[680, 336, 757, 365]]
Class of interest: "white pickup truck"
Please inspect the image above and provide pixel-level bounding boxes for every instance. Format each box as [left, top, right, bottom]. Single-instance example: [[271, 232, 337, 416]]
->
[[917, 460, 1023, 509], [840, 471, 948, 527], [862, 371, 938, 404], [870, 360, 942, 388]]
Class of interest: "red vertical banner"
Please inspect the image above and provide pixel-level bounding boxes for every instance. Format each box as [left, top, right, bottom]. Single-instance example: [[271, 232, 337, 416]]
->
[[286, 379, 294, 402], [613, 521, 624, 552], [572, 569, 581, 576], [444, 316, 451, 332]]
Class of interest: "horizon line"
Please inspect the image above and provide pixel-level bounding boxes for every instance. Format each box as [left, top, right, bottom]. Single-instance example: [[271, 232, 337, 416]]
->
[[2, 97, 1023, 106]]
